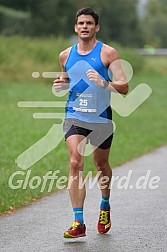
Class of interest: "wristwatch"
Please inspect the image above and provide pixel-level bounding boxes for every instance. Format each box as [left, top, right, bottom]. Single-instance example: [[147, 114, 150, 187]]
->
[[103, 80, 109, 88]]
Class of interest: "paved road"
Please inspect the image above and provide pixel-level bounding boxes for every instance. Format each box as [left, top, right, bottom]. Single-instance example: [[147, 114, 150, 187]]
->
[[0, 145, 167, 252]]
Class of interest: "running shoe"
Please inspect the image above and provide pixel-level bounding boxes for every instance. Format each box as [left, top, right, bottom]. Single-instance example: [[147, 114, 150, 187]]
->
[[64, 220, 86, 238], [97, 207, 111, 234]]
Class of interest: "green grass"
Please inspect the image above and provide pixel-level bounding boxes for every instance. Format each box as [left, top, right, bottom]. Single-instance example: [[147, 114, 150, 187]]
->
[[111, 72, 167, 165], [0, 35, 70, 82], [0, 36, 167, 214]]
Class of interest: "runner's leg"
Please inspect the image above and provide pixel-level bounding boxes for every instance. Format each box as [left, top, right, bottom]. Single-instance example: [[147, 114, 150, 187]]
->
[[92, 148, 112, 197], [66, 134, 87, 208]]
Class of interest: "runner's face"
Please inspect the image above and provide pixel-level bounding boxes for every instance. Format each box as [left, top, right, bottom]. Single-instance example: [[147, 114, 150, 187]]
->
[[75, 15, 99, 40]]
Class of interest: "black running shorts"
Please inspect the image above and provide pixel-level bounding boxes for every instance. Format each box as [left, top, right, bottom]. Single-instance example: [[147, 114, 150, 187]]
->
[[63, 119, 114, 149]]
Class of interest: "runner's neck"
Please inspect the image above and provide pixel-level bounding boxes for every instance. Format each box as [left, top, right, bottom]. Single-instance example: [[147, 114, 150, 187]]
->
[[77, 38, 98, 55]]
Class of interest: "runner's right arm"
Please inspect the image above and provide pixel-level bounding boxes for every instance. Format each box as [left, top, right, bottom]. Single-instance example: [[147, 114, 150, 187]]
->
[[53, 49, 71, 92]]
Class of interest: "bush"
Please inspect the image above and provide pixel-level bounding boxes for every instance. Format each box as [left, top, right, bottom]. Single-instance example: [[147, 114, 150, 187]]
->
[[0, 35, 71, 82], [0, 5, 30, 36]]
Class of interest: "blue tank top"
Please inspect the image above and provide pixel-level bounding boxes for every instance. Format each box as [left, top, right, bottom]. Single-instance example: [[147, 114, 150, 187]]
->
[[64, 41, 112, 123]]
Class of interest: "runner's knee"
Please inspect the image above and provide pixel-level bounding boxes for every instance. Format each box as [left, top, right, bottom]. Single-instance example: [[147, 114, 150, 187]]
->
[[94, 159, 109, 171], [70, 159, 83, 173]]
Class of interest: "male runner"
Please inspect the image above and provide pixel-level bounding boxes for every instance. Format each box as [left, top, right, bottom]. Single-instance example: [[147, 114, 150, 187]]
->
[[53, 7, 128, 238]]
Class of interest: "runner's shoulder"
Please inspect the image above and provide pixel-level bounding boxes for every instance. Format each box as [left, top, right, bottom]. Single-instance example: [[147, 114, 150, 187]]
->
[[59, 46, 72, 65], [102, 43, 119, 59]]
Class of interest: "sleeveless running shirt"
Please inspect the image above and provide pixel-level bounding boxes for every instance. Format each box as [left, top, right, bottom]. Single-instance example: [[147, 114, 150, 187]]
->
[[64, 41, 112, 123]]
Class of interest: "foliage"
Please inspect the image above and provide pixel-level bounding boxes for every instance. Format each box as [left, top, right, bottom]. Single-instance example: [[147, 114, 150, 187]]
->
[[1, 0, 167, 47], [0, 5, 30, 35], [98, 0, 142, 46], [0, 35, 71, 82], [140, 0, 167, 47], [0, 0, 142, 46]]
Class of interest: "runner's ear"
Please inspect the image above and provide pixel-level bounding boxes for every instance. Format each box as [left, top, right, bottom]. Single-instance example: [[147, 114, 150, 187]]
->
[[96, 24, 100, 33], [74, 24, 78, 33]]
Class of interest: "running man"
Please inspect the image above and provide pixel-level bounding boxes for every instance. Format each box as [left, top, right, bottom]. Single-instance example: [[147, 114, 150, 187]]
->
[[53, 7, 128, 238]]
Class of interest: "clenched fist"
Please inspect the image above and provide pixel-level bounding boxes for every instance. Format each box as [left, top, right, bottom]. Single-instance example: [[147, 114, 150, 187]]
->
[[53, 74, 70, 92], [86, 69, 103, 87]]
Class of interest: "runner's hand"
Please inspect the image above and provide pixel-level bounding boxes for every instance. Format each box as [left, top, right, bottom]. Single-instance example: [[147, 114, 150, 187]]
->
[[53, 75, 65, 92], [86, 69, 103, 87]]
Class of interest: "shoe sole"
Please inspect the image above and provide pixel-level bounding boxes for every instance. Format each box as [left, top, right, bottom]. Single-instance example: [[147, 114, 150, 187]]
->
[[64, 233, 86, 238], [99, 230, 110, 234]]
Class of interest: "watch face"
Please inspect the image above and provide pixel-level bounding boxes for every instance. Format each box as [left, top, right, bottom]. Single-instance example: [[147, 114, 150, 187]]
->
[[103, 80, 109, 88]]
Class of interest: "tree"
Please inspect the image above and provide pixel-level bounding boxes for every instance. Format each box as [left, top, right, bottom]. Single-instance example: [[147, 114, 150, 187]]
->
[[0, 0, 30, 11], [140, 0, 167, 47], [27, 0, 76, 37], [71, 0, 142, 46], [0, 0, 143, 46]]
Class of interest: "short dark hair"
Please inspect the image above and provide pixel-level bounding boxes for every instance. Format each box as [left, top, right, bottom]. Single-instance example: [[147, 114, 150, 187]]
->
[[76, 7, 99, 25]]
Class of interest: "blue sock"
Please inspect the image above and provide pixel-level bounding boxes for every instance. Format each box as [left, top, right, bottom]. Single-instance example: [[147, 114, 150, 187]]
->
[[73, 208, 84, 225], [100, 195, 110, 210]]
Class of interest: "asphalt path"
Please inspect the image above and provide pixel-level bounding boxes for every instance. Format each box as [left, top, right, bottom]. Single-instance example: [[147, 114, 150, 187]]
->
[[0, 145, 167, 252]]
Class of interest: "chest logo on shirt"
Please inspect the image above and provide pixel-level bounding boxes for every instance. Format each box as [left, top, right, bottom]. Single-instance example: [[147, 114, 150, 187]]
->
[[91, 57, 96, 62]]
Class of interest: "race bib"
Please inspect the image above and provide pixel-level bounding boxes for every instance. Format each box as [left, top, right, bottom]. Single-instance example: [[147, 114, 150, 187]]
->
[[73, 93, 97, 112]]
